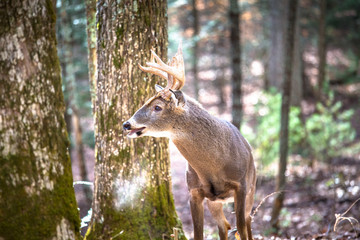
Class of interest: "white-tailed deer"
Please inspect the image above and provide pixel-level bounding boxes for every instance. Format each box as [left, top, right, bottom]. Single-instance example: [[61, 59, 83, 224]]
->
[[123, 45, 256, 240]]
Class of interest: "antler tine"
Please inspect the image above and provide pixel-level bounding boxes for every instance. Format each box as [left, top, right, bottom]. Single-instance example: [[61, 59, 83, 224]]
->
[[146, 49, 185, 91], [138, 63, 168, 81], [169, 44, 185, 90], [138, 44, 185, 100]]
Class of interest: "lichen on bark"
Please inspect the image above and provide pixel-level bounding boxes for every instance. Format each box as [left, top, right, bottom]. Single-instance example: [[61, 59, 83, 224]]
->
[[0, 0, 80, 239], [85, 0, 186, 239]]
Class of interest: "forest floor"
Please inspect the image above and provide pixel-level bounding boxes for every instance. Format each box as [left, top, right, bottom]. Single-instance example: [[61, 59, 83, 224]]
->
[[170, 142, 360, 240], [73, 141, 360, 239], [72, 81, 360, 239]]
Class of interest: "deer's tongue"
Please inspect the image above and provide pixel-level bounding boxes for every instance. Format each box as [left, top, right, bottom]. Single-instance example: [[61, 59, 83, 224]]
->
[[129, 127, 145, 136]]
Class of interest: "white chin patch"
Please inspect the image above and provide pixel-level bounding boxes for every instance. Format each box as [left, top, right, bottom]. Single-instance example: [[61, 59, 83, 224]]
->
[[144, 131, 171, 138]]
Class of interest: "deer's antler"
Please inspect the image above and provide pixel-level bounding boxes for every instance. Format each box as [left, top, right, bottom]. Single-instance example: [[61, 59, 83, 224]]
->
[[138, 44, 185, 100]]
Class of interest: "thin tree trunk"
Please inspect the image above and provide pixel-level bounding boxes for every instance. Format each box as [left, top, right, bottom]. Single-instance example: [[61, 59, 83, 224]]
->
[[72, 108, 92, 204], [85, 0, 97, 114], [290, 2, 303, 106], [192, 0, 200, 101], [318, 0, 327, 91], [267, 0, 287, 90], [85, 1, 186, 239], [270, 0, 298, 229], [0, 0, 81, 239], [229, 0, 242, 129], [58, 0, 92, 206], [213, 37, 226, 109]]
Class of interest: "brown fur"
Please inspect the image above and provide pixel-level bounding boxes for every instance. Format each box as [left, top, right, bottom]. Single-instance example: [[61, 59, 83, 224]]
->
[[124, 93, 256, 240]]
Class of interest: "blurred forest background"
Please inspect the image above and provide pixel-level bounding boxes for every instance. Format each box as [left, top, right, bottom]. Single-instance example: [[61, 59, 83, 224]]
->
[[55, 0, 360, 239]]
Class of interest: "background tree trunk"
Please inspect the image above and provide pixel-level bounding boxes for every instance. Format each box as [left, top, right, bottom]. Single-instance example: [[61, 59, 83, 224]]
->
[[290, 2, 303, 106], [85, 0, 97, 114], [192, 0, 200, 101], [85, 0, 186, 239], [213, 36, 227, 109], [58, 0, 92, 206], [270, 0, 298, 230], [229, 0, 242, 129], [318, 0, 327, 91], [267, 0, 288, 90], [0, 0, 81, 239]]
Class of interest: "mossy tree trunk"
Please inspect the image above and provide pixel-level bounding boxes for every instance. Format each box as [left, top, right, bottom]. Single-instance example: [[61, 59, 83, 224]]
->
[[0, 0, 81, 239], [85, 0, 186, 239]]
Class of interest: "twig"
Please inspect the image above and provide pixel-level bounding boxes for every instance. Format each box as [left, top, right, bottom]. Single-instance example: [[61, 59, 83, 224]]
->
[[334, 197, 360, 234], [250, 191, 287, 219]]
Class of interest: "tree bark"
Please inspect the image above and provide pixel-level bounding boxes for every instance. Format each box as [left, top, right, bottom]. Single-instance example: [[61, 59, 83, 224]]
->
[[267, 0, 288, 90], [290, 2, 303, 106], [318, 0, 327, 91], [229, 0, 242, 129], [270, 0, 298, 229], [0, 0, 81, 239], [213, 36, 226, 109], [85, 1, 186, 239], [192, 0, 200, 101]]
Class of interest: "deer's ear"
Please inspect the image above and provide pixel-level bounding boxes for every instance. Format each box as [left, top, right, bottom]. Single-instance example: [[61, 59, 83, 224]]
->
[[155, 84, 164, 92], [170, 90, 186, 108]]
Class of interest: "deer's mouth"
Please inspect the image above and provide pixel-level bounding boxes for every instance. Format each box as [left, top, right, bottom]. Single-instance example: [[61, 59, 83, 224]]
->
[[127, 127, 146, 138]]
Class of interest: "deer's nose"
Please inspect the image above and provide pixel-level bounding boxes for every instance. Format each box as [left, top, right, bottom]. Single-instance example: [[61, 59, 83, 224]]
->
[[123, 121, 131, 130]]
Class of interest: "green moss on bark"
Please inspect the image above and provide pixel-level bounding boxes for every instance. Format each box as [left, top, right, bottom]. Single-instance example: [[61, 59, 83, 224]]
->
[[0, 154, 80, 240], [0, 0, 81, 239], [85, 0, 186, 239]]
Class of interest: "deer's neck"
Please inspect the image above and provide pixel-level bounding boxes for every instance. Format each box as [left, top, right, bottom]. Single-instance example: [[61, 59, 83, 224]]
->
[[170, 99, 224, 174]]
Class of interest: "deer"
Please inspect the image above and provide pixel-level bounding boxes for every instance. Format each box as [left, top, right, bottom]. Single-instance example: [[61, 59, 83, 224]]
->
[[123, 44, 256, 240]]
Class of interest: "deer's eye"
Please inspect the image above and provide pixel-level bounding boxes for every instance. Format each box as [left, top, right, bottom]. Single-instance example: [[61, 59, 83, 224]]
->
[[154, 105, 162, 112]]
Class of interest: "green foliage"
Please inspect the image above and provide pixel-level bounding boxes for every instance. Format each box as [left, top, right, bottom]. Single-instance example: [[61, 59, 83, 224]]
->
[[305, 95, 356, 162], [244, 91, 305, 166], [243, 91, 356, 167]]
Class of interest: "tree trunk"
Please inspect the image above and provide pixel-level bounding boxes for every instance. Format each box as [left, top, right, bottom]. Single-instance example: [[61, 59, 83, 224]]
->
[[192, 0, 200, 101], [213, 37, 226, 109], [290, 2, 303, 106], [318, 0, 327, 91], [85, 0, 97, 114], [229, 0, 242, 129], [0, 1, 81, 239], [270, 0, 298, 230], [58, 0, 92, 206], [72, 108, 92, 204], [85, 1, 186, 239], [267, 0, 288, 90]]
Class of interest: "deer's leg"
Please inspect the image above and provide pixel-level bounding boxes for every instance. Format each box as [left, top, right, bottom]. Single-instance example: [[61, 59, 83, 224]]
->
[[245, 186, 255, 240], [234, 186, 248, 240], [189, 189, 205, 240], [246, 216, 253, 240], [206, 199, 230, 240]]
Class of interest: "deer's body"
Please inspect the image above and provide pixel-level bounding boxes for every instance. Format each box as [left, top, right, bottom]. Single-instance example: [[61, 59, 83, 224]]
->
[[123, 46, 256, 240]]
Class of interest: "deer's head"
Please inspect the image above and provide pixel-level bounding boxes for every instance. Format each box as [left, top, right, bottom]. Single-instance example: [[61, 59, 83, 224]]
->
[[123, 45, 186, 138]]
